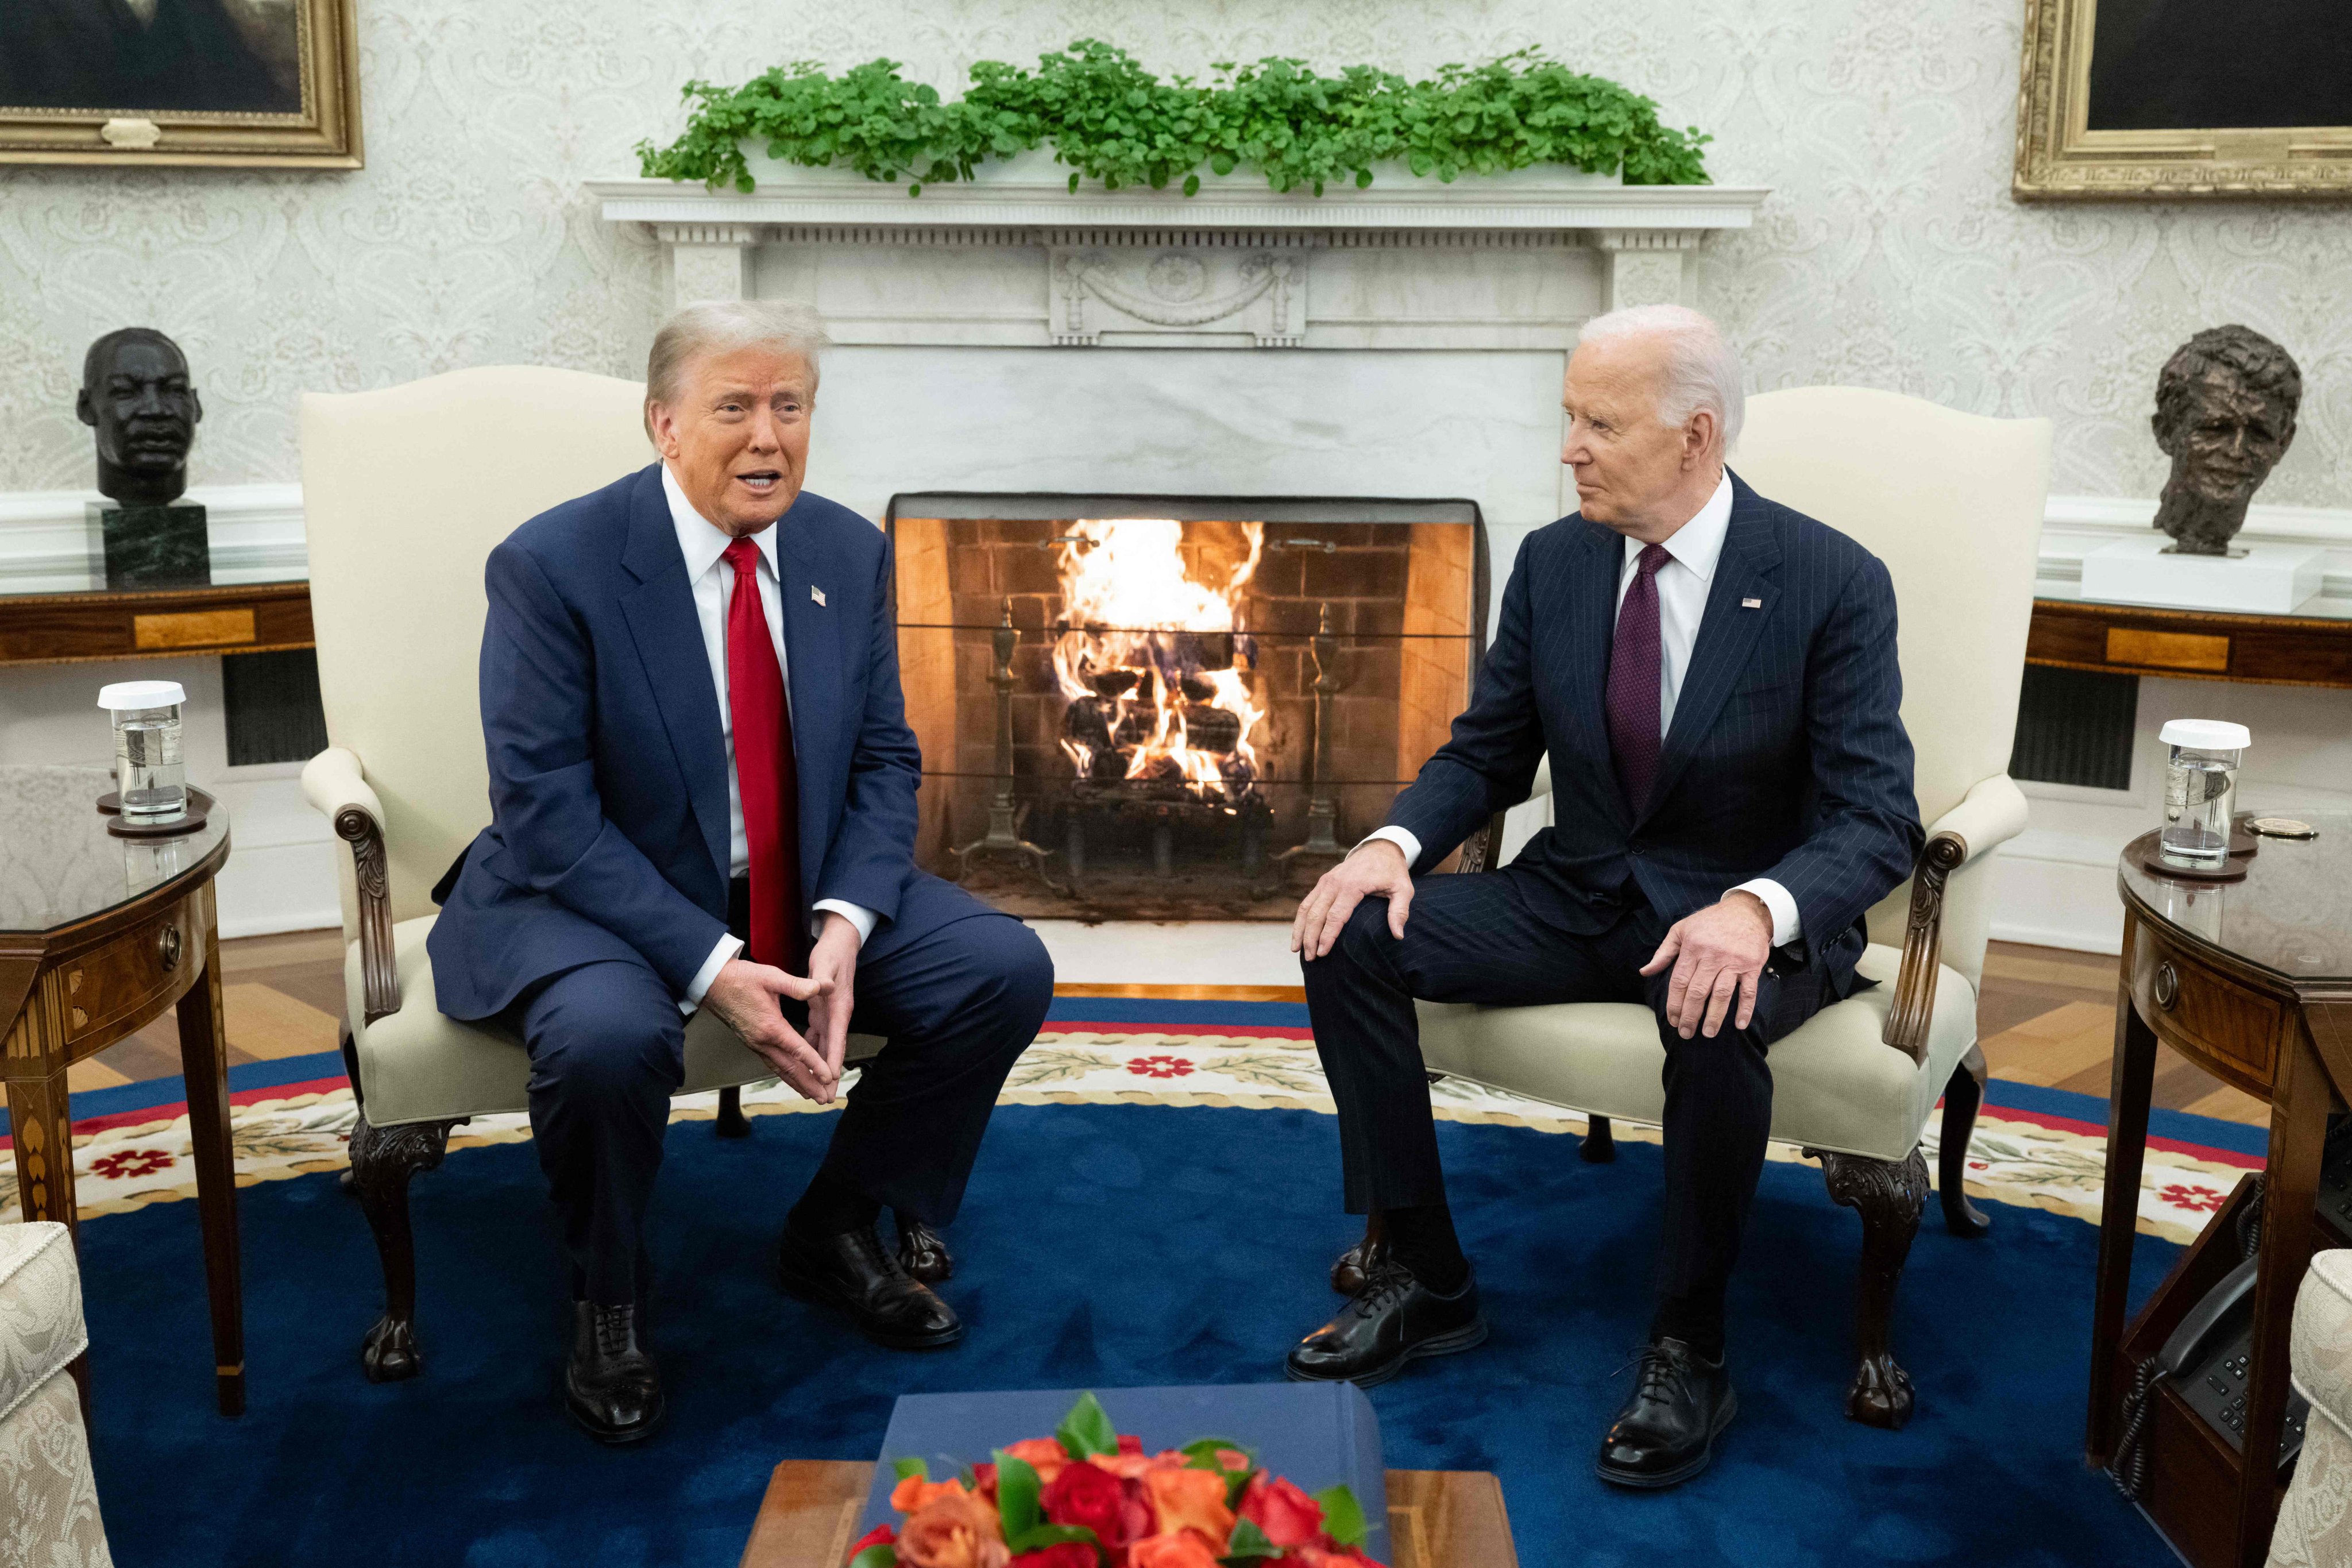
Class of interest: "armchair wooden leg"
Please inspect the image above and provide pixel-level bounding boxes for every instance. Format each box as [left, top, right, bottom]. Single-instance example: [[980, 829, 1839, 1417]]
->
[[349, 1107, 455, 1384], [1813, 1146, 1929, 1430], [1331, 1212, 1389, 1296], [1581, 1114, 1617, 1164], [338, 1029, 362, 1196], [897, 1214, 954, 1284], [714, 1085, 752, 1139], [1938, 1042, 1992, 1238]]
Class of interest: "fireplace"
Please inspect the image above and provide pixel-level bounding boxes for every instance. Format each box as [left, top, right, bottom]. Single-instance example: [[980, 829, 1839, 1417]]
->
[[890, 494, 1488, 921]]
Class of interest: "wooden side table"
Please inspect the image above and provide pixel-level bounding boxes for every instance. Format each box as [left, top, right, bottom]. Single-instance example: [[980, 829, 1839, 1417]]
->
[[737, 1461, 1519, 1568], [2085, 815, 2352, 1568], [0, 765, 245, 1418]]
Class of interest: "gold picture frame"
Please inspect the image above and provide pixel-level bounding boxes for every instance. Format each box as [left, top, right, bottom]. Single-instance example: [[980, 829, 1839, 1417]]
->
[[2015, 0, 2352, 199], [0, 0, 361, 169]]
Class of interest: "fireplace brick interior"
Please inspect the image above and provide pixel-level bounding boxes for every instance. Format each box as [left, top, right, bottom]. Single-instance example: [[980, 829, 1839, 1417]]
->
[[892, 497, 1484, 920]]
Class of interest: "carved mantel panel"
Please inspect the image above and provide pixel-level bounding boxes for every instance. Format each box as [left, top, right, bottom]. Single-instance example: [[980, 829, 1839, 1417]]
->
[[594, 164, 1769, 346]]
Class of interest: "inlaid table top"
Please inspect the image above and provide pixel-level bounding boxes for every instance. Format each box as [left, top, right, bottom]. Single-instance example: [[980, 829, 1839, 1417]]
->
[[2118, 811, 2352, 985], [0, 764, 228, 933]]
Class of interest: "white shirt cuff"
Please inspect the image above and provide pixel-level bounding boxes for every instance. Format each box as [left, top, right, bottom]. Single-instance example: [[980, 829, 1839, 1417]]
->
[[812, 899, 877, 948], [1731, 879, 1801, 947], [1356, 825, 1422, 868], [681, 932, 743, 1015]]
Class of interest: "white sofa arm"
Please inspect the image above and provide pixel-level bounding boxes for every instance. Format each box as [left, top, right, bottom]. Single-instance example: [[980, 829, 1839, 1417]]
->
[[302, 747, 400, 1024]]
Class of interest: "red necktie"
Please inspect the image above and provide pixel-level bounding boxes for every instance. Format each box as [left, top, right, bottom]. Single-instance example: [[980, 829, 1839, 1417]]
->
[[723, 537, 804, 971], [1605, 543, 1672, 811]]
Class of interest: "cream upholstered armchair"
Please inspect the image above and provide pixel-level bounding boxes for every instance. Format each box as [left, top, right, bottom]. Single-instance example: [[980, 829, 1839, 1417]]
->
[[298, 368, 879, 1384], [0, 1221, 111, 1565], [1366, 387, 2050, 1430]]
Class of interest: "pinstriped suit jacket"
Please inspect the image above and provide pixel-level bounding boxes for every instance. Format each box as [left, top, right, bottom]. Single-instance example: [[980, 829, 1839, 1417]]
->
[[1386, 470, 1923, 1001]]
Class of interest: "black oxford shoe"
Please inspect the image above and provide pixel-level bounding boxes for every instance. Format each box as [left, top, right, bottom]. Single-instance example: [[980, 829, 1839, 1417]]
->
[[564, 1301, 664, 1445], [777, 1222, 964, 1349], [897, 1214, 953, 1285], [1596, 1337, 1737, 1489], [1284, 1261, 1486, 1387]]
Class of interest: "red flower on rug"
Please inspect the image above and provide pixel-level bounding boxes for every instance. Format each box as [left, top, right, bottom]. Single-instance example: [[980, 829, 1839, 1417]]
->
[[2157, 1183, 2228, 1212], [1126, 1056, 1196, 1080], [90, 1148, 175, 1180]]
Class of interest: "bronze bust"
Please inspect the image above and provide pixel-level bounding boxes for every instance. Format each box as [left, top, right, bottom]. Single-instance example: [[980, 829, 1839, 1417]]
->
[[2150, 325, 2300, 557], [78, 328, 203, 508]]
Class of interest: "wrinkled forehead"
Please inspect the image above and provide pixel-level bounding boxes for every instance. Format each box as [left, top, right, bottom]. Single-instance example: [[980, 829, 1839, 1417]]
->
[[2181, 363, 2289, 422], [1563, 335, 1669, 412], [678, 343, 816, 399], [91, 338, 190, 387]]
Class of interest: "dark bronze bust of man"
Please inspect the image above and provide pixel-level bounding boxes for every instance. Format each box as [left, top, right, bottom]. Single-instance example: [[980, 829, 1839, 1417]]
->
[[78, 327, 203, 508], [2150, 325, 2301, 557]]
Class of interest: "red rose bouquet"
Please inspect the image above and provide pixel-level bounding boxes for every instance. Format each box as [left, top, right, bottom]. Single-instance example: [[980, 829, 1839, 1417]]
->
[[845, 1391, 1386, 1568]]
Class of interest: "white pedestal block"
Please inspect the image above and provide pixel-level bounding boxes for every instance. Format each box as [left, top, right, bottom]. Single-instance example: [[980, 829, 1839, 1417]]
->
[[2080, 538, 2325, 613]]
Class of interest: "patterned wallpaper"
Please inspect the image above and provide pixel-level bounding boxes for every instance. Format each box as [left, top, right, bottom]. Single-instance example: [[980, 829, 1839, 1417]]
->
[[2, 0, 2348, 508]]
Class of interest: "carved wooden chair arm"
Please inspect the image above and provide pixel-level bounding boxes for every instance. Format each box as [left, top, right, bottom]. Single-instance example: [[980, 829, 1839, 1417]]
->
[[302, 747, 401, 1026], [1879, 774, 2032, 1064]]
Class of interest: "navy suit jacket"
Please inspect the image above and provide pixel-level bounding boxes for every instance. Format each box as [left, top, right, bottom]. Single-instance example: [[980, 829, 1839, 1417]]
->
[[1387, 472, 1924, 1000], [428, 464, 929, 1022]]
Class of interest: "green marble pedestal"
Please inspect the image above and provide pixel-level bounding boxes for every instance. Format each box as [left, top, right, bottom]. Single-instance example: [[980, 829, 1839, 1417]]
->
[[87, 501, 210, 589]]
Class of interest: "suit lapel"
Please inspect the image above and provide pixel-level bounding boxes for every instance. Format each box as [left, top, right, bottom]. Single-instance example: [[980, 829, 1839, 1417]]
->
[[774, 496, 844, 892], [615, 465, 732, 882], [1640, 474, 1782, 821], [1564, 520, 1634, 826]]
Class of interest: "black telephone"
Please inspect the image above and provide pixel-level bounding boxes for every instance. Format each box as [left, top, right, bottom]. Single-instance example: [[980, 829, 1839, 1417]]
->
[[2151, 1255, 2312, 1464]]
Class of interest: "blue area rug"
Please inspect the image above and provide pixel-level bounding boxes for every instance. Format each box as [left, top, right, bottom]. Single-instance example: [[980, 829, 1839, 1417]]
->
[[81, 1100, 2179, 1567]]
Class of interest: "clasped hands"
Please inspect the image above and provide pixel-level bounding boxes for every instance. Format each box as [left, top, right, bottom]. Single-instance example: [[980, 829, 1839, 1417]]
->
[[1291, 839, 1775, 1040], [700, 910, 862, 1103]]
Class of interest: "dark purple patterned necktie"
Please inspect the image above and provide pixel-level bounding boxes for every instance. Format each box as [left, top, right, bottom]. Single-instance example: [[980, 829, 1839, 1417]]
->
[[1605, 543, 1672, 810]]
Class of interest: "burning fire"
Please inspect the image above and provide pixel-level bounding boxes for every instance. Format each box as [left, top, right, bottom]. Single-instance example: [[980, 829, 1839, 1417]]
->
[[1050, 517, 1267, 802]]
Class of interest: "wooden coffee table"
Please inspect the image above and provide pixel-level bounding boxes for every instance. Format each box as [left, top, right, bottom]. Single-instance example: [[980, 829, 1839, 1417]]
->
[[739, 1461, 1519, 1568]]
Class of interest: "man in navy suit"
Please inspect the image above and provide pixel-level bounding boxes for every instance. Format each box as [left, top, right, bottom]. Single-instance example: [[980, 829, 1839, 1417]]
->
[[1283, 304, 1921, 1488], [428, 301, 1053, 1443]]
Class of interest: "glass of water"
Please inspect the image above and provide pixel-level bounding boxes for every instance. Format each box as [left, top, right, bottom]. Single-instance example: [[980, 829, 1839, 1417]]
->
[[2158, 719, 2249, 870], [98, 679, 188, 823]]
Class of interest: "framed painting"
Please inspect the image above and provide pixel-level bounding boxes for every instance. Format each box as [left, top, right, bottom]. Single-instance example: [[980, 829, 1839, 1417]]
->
[[0, 0, 360, 168], [2015, 0, 2352, 198]]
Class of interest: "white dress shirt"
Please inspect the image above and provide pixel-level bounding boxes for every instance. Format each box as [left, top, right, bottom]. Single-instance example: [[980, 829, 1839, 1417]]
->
[[1360, 472, 1802, 947], [665, 464, 877, 1013]]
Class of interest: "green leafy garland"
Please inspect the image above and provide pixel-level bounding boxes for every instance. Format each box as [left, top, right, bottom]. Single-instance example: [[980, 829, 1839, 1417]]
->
[[636, 40, 1711, 196]]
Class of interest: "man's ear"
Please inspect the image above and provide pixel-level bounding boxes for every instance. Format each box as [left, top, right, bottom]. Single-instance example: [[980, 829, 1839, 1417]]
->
[[75, 389, 96, 428], [644, 400, 677, 461], [2275, 415, 2297, 462], [188, 388, 203, 426], [2150, 410, 2177, 457]]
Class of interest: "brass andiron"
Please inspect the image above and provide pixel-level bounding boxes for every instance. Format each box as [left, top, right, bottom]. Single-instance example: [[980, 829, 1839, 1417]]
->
[[951, 598, 1062, 892], [1271, 601, 1347, 887]]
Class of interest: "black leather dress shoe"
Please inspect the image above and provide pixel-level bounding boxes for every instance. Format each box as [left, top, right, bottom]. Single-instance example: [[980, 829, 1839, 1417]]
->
[[564, 1301, 664, 1445], [1596, 1337, 1737, 1489], [896, 1214, 953, 1285], [777, 1222, 964, 1349], [1284, 1261, 1486, 1387]]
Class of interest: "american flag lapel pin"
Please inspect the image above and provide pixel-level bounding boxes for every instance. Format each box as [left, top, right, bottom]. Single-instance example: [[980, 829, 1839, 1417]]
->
[[1741, 596, 1762, 609], [812, 584, 827, 608]]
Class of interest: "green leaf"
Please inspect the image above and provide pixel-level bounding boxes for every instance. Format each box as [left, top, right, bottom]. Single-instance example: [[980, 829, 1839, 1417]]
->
[[849, 1547, 899, 1568], [1221, 1517, 1281, 1563], [891, 1456, 928, 1483], [1008, 1522, 1105, 1557], [1183, 172, 1200, 196], [1314, 1484, 1368, 1549], [992, 1451, 1043, 1540], [1179, 1437, 1252, 1465], [1056, 1391, 1119, 1459]]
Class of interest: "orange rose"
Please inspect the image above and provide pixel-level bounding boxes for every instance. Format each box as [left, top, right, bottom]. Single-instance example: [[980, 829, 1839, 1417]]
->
[[898, 1490, 1009, 1568], [1002, 1437, 1071, 1487], [1086, 1451, 1158, 1481], [1128, 1532, 1222, 1568], [1143, 1466, 1235, 1549], [894, 1475, 976, 1515]]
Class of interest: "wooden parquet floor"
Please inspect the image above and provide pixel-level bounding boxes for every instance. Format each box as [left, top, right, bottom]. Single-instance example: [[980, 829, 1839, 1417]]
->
[[3, 933, 2268, 1129]]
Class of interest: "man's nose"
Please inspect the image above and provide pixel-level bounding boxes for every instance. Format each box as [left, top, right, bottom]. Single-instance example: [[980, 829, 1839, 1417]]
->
[[745, 408, 783, 451], [130, 382, 168, 418]]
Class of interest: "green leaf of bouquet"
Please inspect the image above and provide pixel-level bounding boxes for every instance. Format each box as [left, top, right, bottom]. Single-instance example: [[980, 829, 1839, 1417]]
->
[[1057, 1391, 1119, 1459], [1009, 1521, 1104, 1556], [1314, 1484, 1369, 1548], [1221, 1516, 1281, 1563], [849, 1547, 899, 1568], [1222, 1465, 1260, 1512], [992, 1451, 1044, 1539], [891, 1456, 928, 1483], [1179, 1436, 1253, 1465]]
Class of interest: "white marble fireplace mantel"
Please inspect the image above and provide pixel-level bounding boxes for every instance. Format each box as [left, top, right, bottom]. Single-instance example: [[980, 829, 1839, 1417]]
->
[[590, 153, 1771, 350]]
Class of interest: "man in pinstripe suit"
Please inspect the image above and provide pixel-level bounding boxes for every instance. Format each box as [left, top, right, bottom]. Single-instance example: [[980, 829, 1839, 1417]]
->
[[1283, 304, 1923, 1489]]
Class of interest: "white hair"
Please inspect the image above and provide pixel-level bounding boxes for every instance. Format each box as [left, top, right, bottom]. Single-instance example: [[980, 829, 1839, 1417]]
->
[[644, 299, 831, 432], [1575, 303, 1745, 452]]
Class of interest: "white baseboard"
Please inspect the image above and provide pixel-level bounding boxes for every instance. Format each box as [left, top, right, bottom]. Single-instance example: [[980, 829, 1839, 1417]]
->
[[1987, 840, 2127, 956]]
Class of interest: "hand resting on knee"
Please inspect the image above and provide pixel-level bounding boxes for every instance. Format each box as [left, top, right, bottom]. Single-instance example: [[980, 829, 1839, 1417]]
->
[[1292, 838, 1413, 960], [702, 958, 836, 1102], [1640, 891, 1774, 1040]]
